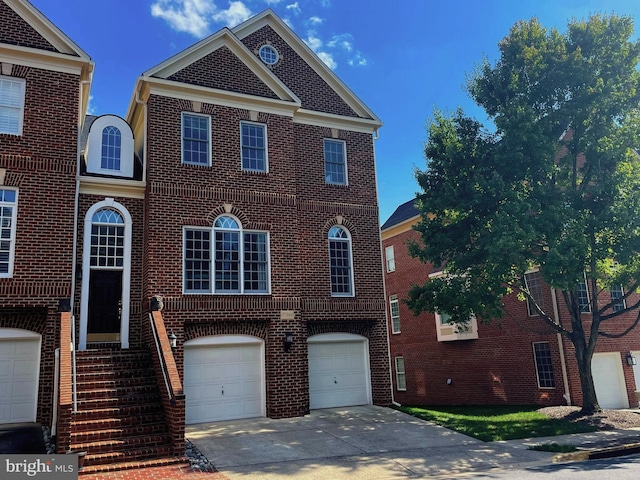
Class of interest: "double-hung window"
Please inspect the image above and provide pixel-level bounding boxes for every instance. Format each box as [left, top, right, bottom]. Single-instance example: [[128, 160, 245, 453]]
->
[[533, 342, 555, 388], [385, 245, 395, 272], [524, 270, 544, 316], [184, 216, 269, 294], [324, 139, 347, 185], [240, 122, 267, 172], [576, 275, 591, 313], [0, 76, 25, 135], [610, 285, 626, 313], [394, 357, 406, 391], [390, 295, 401, 334], [0, 188, 18, 277], [328, 225, 354, 296], [182, 112, 210, 166]]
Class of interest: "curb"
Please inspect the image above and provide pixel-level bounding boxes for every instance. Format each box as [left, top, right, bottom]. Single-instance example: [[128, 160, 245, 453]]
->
[[553, 442, 640, 463]]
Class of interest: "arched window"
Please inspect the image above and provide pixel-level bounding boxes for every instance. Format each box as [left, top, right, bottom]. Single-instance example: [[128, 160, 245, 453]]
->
[[184, 215, 269, 294], [328, 226, 353, 296], [101, 126, 121, 170], [90, 208, 124, 267]]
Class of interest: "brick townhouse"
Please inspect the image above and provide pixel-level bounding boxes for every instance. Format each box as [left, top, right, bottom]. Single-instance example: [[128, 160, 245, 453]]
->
[[382, 198, 640, 410], [1, 0, 391, 472]]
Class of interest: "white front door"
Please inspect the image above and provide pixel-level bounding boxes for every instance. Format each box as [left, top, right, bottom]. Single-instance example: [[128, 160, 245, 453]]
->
[[0, 330, 41, 423], [183, 336, 265, 424], [308, 333, 371, 409], [592, 352, 629, 409]]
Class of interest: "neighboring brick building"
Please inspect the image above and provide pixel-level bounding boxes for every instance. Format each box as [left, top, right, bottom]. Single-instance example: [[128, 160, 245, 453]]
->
[[382, 198, 640, 409], [0, 0, 93, 428], [1, 0, 391, 471]]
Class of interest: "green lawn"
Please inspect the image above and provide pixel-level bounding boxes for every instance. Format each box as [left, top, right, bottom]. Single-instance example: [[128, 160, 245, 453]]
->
[[397, 405, 597, 441]]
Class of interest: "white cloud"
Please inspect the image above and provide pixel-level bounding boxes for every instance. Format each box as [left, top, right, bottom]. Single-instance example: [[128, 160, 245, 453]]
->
[[320, 0, 331, 6], [150, 0, 214, 37], [87, 95, 96, 115], [211, 1, 252, 27], [282, 16, 294, 28], [327, 34, 353, 52], [305, 34, 322, 52], [317, 51, 337, 70], [308, 16, 323, 25], [286, 2, 301, 15], [348, 52, 367, 67]]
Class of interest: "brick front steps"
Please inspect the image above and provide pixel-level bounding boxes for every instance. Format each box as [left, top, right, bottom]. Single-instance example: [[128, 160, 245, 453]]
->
[[71, 348, 179, 473]]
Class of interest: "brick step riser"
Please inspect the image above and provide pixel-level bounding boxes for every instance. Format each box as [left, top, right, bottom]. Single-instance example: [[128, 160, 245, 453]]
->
[[75, 361, 153, 371], [77, 456, 187, 475], [75, 369, 156, 381], [75, 395, 162, 410], [70, 423, 169, 443], [71, 413, 166, 431], [76, 378, 158, 390], [81, 446, 175, 468], [76, 386, 159, 401], [70, 434, 172, 455], [71, 405, 164, 421]]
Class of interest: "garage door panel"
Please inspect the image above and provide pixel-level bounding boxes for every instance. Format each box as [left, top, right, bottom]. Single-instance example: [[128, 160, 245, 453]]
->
[[308, 339, 370, 410], [0, 336, 40, 424], [592, 353, 628, 409], [184, 340, 264, 424]]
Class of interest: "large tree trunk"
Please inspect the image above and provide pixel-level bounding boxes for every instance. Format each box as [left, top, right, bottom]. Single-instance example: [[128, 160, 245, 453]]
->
[[573, 339, 601, 414]]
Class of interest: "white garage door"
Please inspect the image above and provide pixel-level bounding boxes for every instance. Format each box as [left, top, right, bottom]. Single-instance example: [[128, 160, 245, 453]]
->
[[308, 333, 371, 410], [183, 336, 264, 424], [592, 352, 629, 409], [0, 330, 41, 423]]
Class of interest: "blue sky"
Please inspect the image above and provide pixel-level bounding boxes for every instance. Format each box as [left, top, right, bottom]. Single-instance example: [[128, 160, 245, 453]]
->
[[30, 0, 640, 223]]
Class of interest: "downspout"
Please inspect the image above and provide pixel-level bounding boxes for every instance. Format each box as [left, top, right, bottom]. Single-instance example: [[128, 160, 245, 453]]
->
[[551, 288, 571, 405]]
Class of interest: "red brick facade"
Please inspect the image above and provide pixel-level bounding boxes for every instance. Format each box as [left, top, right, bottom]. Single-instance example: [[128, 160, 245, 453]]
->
[[0, 0, 390, 441], [383, 205, 640, 409]]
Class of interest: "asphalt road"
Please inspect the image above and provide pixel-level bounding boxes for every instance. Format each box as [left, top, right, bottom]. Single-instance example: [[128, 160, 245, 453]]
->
[[466, 453, 640, 480]]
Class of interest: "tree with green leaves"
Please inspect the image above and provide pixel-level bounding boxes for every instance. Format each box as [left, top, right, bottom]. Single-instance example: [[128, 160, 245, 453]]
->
[[408, 14, 640, 414]]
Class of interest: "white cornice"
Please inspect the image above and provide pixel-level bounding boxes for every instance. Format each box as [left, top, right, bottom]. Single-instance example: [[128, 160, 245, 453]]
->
[[140, 77, 301, 117], [79, 177, 146, 199], [0, 43, 93, 76], [232, 10, 381, 123], [293, 108, 382, 134], [381, 216, 420, 240], [5, 0, 91, 59]]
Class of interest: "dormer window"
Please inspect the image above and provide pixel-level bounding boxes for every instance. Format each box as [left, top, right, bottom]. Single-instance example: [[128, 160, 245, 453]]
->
[[84, 115, 134, 178], [101, 126, 122, 170]]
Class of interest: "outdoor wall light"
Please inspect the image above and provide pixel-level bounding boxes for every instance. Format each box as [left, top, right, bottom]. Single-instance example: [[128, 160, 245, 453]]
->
[[284, 332, 294, 353], [168, 333, 177, 349], [626, 352, 637, 366]]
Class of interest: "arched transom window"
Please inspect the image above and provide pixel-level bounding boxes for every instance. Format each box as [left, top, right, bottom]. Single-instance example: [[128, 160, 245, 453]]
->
[[184, 215, 269, 294], [328, 225, 353, 296], [90, 208, 124, 267], [101, 126, 122, 170]]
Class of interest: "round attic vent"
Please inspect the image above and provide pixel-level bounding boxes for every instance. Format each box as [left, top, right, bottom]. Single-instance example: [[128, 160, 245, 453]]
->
[[259, 44, 279, 65]]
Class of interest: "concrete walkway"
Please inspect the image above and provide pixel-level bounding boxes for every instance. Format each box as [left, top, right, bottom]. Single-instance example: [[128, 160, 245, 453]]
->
[[185, 405, 562, 479]]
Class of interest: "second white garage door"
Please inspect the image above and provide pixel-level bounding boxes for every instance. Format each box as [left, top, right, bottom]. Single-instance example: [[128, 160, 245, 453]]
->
[[183, 336, 265, 424], [592, 352, 629, 409], [0, 329, 41, 424], [308, 333, 371, 409]]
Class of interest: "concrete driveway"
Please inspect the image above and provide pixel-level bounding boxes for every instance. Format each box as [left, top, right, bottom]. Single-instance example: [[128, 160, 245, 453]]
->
[[186, 405, 550, 479]]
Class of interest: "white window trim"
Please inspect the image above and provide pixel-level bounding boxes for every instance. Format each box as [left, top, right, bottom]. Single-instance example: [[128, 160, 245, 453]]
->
[[0, 76, 25, 136], [524, 268, 544, 317], [328, 225, 355, 297], [183, 219, 272, 295], [240, 121, 268, 173], [0, 188, 18, 278], [85, 115, 134, 177], [611, 284, 626, 313], [389, 295, 400, 334], [79, 198, 132, 350], [532, 341, 556, 390], [323, 138, 348, 186], [394, 356, 406, 391], [181, 112, 212, 166], [385, 245, 395, 273]]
